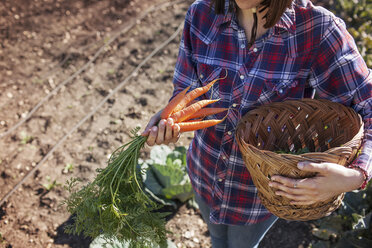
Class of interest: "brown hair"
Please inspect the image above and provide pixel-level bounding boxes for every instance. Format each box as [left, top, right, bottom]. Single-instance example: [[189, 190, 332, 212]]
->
[[211, 0, 293, 28]]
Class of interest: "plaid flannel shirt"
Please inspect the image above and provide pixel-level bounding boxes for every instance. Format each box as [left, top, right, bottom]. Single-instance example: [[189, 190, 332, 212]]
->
[[171, 0, 372, 225]]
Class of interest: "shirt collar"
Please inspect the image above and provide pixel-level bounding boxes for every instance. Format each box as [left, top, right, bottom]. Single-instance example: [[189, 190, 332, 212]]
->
[[214, 0, 234, 27], [215, 0, 296, 34], [275, 2, 296, 34]]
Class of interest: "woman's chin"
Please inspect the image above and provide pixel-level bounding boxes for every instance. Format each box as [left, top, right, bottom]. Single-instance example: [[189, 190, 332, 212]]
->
[[235, 0, 260, 10]]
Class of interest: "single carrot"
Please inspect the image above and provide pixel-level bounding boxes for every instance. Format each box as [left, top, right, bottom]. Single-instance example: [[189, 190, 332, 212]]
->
[[184, 107, 228, 121], [172, 70, 227, 113], [160, 85, 191, 119], [183, 118, 204, 122], [186, 100, 198, 107], [170, 99, 220, 123], [178, 114, 228, 132]]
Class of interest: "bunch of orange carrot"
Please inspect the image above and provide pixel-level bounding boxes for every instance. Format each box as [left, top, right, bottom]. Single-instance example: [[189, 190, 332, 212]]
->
[[64, 72, 229, 248], [158, 72, 229, 132]]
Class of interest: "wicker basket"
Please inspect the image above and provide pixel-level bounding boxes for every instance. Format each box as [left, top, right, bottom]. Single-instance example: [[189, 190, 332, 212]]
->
[[235, 99, 364, 221]]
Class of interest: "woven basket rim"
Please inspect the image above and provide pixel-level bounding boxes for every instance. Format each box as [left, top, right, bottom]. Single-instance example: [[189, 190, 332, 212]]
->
[[236, 99, 364, 158], [235, 99, 364, 220]]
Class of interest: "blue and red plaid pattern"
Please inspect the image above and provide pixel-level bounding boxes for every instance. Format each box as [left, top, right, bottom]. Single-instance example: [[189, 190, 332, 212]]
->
[[171, 0, 372, 225]]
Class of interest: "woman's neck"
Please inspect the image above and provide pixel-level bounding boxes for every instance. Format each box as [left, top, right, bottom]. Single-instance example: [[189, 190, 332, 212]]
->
[[237, 7, 268, 43]]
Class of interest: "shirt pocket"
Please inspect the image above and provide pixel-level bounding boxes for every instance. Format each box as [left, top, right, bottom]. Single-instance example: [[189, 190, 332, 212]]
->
[[261, 79, 305, 102], [196, 63, 223, 101]]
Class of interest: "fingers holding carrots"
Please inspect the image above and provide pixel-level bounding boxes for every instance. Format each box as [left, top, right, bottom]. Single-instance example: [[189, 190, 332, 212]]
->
[[141, 109, 162, 137], [145, 118, 180, 146], [164, 118, 178, 142], [143, 70, 229, 146]]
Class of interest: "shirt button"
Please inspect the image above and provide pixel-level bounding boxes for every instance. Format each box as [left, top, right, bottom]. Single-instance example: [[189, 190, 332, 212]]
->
[[240, 75, 245, 80], [218, 178, 224, 182], [227, 131, 232, 135], [253, 47, 258, 52], [240, 44, 246, 49], [222, 156, 227, 160], [278, 89, 284, 94], [232, 103, 237, 107], [200, 74, 204, 79]]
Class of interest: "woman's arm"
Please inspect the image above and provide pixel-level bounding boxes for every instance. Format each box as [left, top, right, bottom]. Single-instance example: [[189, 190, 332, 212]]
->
[[142, 5, 198, 146], [270, 15, 371, 202], [309, 16, 372, 188], [269, 162, 365, 205]]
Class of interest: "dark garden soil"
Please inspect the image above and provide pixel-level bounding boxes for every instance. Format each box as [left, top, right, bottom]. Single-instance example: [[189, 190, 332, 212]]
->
[[0, 0, 327, 247]]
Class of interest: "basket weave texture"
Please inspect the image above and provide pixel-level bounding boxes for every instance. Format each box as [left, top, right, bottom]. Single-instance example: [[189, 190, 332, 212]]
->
[[235, 99, 364, 221]]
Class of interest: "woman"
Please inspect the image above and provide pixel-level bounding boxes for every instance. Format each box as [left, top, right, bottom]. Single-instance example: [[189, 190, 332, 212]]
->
[[142, 0, 371, 247]]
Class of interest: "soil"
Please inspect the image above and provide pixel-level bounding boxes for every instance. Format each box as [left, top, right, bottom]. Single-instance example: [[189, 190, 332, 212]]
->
[[0, 0, 326, 248]]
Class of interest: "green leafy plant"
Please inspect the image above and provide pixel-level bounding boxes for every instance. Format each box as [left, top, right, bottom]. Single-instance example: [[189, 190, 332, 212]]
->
[[63, 128, 168, 248], [310, 182, 372, 247], [140, 145, 193, 206], [329, 0, 372, 67]]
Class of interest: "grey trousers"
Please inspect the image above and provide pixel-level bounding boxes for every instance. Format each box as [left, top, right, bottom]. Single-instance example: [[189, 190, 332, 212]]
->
[[195, 194, 278, 248]]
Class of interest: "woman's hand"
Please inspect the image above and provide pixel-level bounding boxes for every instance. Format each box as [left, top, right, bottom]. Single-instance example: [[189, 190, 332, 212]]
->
[[141, 110, 181, 146], [269, 161, 365, 205]]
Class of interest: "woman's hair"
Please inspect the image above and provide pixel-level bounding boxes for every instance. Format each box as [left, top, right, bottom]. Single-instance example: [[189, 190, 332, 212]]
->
[[211, 0, 293, 28]]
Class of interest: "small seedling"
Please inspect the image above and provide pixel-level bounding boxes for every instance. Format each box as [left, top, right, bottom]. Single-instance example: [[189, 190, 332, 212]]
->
[[20, 131, 33, 144], [32, 78, 44, 84], [63, 163, 74, 174], [42, 176, 61, 191], [104, 36, 110, 44], [109, 119, 121, 125], [79, 91, 92, 99]]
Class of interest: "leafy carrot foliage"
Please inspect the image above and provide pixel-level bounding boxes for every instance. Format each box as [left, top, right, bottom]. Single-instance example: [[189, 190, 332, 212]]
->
[[63, 127, 168, 248]]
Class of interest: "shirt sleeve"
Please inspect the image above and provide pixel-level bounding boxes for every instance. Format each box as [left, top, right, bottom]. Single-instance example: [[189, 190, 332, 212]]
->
[[170, 6, 199, 100], [309, 17, 372, 182]]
